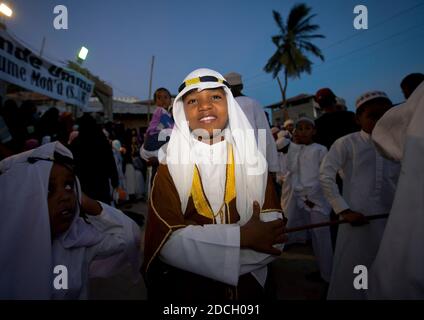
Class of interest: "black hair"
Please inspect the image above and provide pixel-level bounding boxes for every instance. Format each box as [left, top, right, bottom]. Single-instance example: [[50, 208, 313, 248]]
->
[[400, 73, 424, 93], [318, 96, 337, 109], [230, 84, 244, 98], [153, 87, 171, 103]]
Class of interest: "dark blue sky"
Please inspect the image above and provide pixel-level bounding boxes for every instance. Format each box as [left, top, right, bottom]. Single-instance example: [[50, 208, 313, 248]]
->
[[5, 0, 424, 111]]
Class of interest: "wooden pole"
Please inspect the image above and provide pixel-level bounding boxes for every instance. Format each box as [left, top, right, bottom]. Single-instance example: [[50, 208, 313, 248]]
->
[[284, 213, 389, 234], [147, 55, 155, 123], [40, 36, 46, 58]]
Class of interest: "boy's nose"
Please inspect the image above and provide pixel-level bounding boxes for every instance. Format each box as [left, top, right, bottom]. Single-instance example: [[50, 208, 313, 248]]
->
[[198, 99, 212, 111], [60, 189, 73, 203]]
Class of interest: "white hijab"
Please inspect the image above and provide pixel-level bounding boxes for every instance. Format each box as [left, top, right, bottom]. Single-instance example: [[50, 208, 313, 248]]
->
[[0, 142, 103, 299], [158, 68, 268, 225], [369, 82, 424, 298]]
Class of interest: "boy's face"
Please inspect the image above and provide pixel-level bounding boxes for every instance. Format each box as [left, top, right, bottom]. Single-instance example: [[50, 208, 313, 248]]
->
[[294, 121, 316, 145], [155, 90, 171, 108], [48, 163, 77, 239], [183, 88, 229, 138], [285, 123, 294, 133], [356, 100, 392, 134]]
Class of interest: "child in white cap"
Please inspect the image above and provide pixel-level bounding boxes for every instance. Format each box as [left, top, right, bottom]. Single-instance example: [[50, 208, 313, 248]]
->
[[282, 119, 294, 140], [282, 117, 333, 283], [320, 91, 400, 299]]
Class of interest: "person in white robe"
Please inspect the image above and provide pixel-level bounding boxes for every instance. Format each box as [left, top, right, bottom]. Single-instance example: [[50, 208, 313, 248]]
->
[[368, 82, 424, 299], [143, 68, 286, 299], [282, 117, 333, 282], [0, 142, 141, 299], [224, 72, 280, 173], [320, 91, 400, 299], [281, 119, 294, 140]]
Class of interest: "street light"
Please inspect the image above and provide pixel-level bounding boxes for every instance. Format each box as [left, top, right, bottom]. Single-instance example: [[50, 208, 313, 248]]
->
[[0, 3, 12, 17], [77, 46, 88, 64]]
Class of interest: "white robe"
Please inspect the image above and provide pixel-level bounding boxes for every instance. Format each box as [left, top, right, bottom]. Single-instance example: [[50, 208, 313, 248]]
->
[[368, 82, 424, 299], [0, 142, 141, 299], [282, 143, 331, 244], [160, 139, 283, 288], [53, 202, 141, 299], [282, 143, 333, 281], [287, 143, 331, 215], [320, 131, 400, 299]]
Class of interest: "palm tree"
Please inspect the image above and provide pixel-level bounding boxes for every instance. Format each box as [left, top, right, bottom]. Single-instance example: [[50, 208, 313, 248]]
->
[[264, 3, 325, 110]]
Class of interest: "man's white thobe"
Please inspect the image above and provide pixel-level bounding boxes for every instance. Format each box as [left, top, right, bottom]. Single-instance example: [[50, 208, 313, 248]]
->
[[368, 82, 424, 299], [320, 130, 400, 299]]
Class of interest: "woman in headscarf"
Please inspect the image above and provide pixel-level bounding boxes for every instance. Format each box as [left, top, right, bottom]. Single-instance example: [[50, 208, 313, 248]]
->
[[142, 68, 286, 301], [70, 114, 119, 204], [0, 142, 141, 299]]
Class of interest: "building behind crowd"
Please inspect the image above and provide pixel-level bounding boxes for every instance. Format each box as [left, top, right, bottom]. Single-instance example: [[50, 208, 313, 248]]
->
[[266, 94, 321, 127], [86, 97, 158, 129], [266, 94, 348, 126]]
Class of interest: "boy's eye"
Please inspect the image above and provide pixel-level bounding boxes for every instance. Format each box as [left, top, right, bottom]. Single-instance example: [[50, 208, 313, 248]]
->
[[187, 99, 197, 105], [212, 95, 222, 100]]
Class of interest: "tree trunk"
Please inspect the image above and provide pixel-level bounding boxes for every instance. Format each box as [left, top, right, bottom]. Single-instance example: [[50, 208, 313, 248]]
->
[[277, 70, 290, 121]]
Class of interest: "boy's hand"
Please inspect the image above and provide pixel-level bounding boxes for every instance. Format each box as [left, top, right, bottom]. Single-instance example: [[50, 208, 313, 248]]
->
[[340, 209, 368, 226], [305, 199, 315, 209], [240, 201, 287, 255]]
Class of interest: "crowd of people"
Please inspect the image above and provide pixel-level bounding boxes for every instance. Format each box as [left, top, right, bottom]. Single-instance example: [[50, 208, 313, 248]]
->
[[0, 69, 423, 300], [0, 98, 151, 206]]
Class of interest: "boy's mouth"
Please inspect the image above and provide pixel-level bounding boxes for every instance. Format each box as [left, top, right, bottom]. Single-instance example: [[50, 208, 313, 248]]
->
[[199, 115, 217, 123], [58, 207, 76, 220], [61, 210, 73, 218]]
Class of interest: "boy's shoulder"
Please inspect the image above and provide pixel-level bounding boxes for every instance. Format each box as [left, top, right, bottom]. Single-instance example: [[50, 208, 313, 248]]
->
[[151, 164, 182, 202], [333, 131, 361, 145], [151, 164, 172, 189], [310, 142, 327, 151], [156, 163, 172, 181]]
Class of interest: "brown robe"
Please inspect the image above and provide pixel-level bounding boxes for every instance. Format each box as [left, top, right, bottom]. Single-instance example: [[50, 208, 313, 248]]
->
[[142, 164, 283, 301]]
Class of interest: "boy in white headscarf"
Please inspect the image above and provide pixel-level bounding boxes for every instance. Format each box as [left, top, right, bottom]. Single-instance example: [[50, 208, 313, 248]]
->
[[142, 68, 286, 301], [0, 142, 141, 299], [320, 91, 400, 299]]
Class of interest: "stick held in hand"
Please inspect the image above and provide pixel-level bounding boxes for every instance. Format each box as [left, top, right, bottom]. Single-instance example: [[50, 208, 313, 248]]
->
[[284, 213, 389, 234]]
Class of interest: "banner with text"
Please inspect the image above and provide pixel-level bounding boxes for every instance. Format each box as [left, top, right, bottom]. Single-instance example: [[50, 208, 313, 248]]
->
[[0, 30, 94, 108]]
